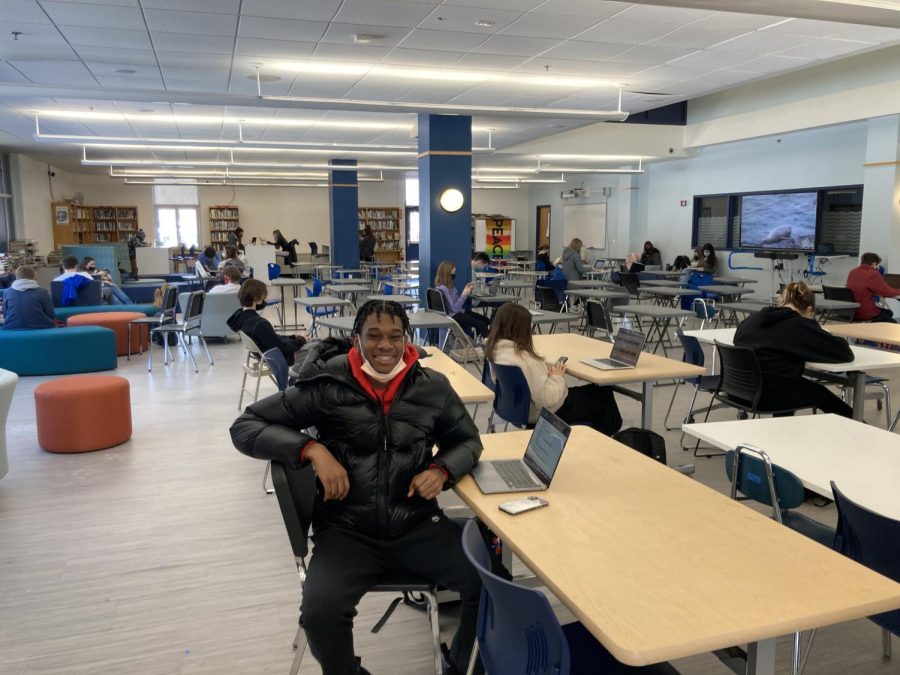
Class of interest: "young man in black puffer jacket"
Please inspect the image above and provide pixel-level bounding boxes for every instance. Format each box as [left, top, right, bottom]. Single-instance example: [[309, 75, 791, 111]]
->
[[231, 300, 483, 675]]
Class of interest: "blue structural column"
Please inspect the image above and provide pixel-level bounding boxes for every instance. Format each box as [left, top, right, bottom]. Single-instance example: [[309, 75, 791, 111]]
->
[[329, 159, 359, 269], [417, 114, 472, 302]]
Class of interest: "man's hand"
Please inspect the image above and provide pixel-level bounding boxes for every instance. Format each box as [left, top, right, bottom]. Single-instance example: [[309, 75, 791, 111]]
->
[[407, 468, 446, 500], [305, 442, 349, 501]]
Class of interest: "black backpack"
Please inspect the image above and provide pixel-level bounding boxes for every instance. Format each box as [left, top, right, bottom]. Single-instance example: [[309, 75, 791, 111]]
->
[[612, 427, 667, 465]]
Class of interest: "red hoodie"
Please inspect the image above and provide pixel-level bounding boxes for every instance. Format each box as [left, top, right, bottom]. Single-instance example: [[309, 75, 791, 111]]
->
[[846, 264, 900, 321]]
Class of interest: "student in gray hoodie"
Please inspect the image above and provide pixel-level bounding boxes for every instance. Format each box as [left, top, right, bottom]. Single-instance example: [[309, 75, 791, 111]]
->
[[1, 266, 55, 330]]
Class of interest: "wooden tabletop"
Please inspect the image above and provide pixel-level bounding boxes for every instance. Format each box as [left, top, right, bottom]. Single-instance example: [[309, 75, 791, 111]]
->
[[421, 346, 493, 404], [532, 333, 703, 385], [828, 321, 900, 346], [682, 414, 900, 520], [456, 427, 900, 666]]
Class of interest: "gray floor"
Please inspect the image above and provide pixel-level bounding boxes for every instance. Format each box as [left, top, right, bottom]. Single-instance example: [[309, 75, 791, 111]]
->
[[1, 310, 898, 675]]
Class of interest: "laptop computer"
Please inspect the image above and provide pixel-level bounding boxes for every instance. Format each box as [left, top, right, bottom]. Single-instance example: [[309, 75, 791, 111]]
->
[[582, 328, 646, 371], [471, 408, 571, 494], [593, 259, 607, 270]]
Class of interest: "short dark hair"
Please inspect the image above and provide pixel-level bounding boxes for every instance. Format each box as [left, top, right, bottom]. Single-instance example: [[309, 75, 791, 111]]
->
[[472, 251, 490, 264], [861, 252, 882, 266], [239, 278, 267, 308], [16, 265, 35, 280], [203, 246, 216, 258], [352, 299, 410, 337], [224, 245, 237, 259], [62, 255, 79, 270], [221, 265, 241, 284]]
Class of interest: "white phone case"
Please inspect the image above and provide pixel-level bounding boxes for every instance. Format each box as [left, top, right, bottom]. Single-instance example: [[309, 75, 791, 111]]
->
[[499, 496, 549, 515]]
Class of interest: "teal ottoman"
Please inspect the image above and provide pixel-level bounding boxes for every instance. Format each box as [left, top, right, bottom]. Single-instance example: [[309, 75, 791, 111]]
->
[[0, 326, 118, 376]]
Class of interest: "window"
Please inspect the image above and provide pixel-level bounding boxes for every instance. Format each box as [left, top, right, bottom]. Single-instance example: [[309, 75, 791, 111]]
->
[[0, 154, 14, 253], [692, 196, 729, 250], [405, 178, 419, 244], [153, 184, 199, 247], [819, 187, 863, 256], [405, 178, 419, 207]]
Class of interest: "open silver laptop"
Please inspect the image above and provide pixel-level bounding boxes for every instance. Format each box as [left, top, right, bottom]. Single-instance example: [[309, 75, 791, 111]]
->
[[583, 327, 646, 371], [471, 409, 571, 494]]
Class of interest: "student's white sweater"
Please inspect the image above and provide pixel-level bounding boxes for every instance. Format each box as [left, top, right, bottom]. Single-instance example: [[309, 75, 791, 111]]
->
[[489, 338, 567, 423]]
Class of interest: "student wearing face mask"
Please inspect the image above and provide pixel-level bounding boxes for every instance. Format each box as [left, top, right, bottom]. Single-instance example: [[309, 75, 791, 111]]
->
[[226, 279, 306, 365], [230, 300, 483, 675], [434, 259, 492, 338], [690, 243, 718, 274], [640, 241, 662, 267]]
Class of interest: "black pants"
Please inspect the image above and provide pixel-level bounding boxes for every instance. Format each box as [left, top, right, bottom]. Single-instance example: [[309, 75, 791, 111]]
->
[[554, 384, 623, 435], [759, 377, 853, 418], [869, 308, 895, 323], [452, 310, 491, 338], [301, 515, 481, 675]]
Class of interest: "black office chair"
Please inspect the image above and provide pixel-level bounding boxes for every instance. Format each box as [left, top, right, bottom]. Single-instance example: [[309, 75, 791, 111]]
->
[[821, 285, 857, 322], [584, 300, 614, 341], [308, 241, 318, 256], [425, 287, 448, 315], [50, 279, 103, 307], [270, 461, 444, 675], [613, 428, 694, 476], [536, 285, 563, 313], [617, 272, 641, 300]]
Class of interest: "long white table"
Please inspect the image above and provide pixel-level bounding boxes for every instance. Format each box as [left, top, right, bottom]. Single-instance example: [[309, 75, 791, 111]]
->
[[682, 414, 900, 520], [683, 327, 900, 421]]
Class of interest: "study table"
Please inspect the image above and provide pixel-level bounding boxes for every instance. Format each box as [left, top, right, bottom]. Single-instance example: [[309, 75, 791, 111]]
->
[[610, 304, 693, 356], [316, 311, 457, 340], [455, 426, 900, 674], [640, 279, 685, 288], [828, 321, 900, 346], [532, 333, 703, 428], [639, 286, 700, 307], [366, 294, 419, 306], [324, 284, 370, 308], [566, 278, 616, 289], [682, 414, 900, 520], [420, 346, 493, 416], [293, 296, 352, 337], [270, 277, 309, 329], [683, 327, 900, 421]]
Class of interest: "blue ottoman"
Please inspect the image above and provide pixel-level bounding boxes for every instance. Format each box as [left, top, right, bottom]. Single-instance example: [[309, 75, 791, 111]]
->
[[0, 326, 118, 376]]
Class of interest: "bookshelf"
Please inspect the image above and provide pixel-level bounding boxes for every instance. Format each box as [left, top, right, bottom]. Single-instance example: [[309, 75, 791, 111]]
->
[[209, 206, 239, 249], [358, 206, 402, 262], [51, 202, 139, 247]]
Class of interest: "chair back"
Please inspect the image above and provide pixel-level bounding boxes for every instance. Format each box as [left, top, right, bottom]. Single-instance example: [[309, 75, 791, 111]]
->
[[239, 330, 264, 356], [307, 278, 324, 298], [585, 300, 613, 337], [536, 285, 562, 313], [271, 461, 317, 561], [425, 287, 448, 315], [535, 260, 546, 271], [725, 445, 806, 518], [200, 291, 241, 338], [262, 347, 290, 391], [613, 427, 667, 464], [461, 520, 571, 675], [309, 242, 318, 256], [183, 290, 205, 328], [195, 261, 211, 280], [51, 279, 102, 307], [535, 279, 566, 308], [714, 341, 763, 409], [831, 481, 900, 631], [268, 263, 281, 280], [490, 363, 532, 428], [618, 272, 640, 297], [822, 285, 858, 321], [481, 359, 495, 391], [675, 329, 705, 385]]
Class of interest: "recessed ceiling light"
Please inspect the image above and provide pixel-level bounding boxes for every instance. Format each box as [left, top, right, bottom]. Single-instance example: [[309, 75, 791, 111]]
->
[[246, 73, 281, 82], [354, 33, 381, 44], [115, 68, 137, 74], [138, 108, 154, 113], [474, 19, 495, 28]]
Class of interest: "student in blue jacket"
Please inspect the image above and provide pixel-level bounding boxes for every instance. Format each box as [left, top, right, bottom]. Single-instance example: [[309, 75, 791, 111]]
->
[[1, 265, 55, 330]]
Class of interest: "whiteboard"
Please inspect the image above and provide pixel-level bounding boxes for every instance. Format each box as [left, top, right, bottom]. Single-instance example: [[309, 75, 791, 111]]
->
[[563, 203, 606, 250]]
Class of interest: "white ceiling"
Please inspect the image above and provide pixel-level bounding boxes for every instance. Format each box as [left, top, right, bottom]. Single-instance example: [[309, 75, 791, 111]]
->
[[0, 0, 899, 176]]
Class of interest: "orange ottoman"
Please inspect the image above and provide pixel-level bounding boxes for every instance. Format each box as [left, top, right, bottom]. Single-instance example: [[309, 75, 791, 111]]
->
[[67, 311, 148, 356], [34, 375, 132, 453]]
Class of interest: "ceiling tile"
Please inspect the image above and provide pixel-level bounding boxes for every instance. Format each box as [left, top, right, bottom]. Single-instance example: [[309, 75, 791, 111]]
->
[[538, 40, 628, 61], [398, 83, 462, 103], [763, 18, 847, 37], [0, 62, 31, 84], [42, 1, 146, 29], [163, 78, 228, 93], [143, 0, 239, 11], [0, 0, 53, 24], [830, 25, 900, 43], [320, 23, 411, 48], [58, 26, 152, 49], [501, 12, 603, 39], [627, 63, 706, 85], [690, 12, 782, 32], [156, 51, 232, 68], [444, 0, 544, 9], [397, 29, 487, 51], [616, 4, 714, 23], [162, 67, 229, 84], [150, 32, 234, 53], [454, 52, 529, 70], [471, 34, 561, 56], [382, 48, 464, 67], [532, 0, 631, 18], [228, 76, 293, 96], [0, 43, 77, 60], [778, 38, 878, 60], [241, 0, 342, 21], [2, 22, 72, 46], [234, 37, 317, 59], [513, 59, 601, 75], [92, 74, 166, 89], [7, 59, 97, 85], [708, 31, 814, 53], [647, 25, 748, 49], [582, 61, 645, 77], [345, 78, 417, 100], [239, 16, 327, 41], [83, 61, 159, 78], [145, 9, 238, 36], [333, 0, 437, 28], [734, 54, 812, 74], [664, 48, 758, 70], [73, 46, 158, 65], [287, 77, 354, 98], [609, 44, 696, 64], [419, 5, 524, 33], [578, 19, 680, 45], [309, 43, 393, 60]]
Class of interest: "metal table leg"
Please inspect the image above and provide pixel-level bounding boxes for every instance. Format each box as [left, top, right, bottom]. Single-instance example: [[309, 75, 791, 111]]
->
[[641, 381, 654, 429], [850, 370, 867, 421]]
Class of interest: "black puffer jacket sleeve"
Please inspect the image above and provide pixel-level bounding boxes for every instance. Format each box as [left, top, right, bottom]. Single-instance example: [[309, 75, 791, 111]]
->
[[428, 373, 483, 487], [230, 387, 319, 469]]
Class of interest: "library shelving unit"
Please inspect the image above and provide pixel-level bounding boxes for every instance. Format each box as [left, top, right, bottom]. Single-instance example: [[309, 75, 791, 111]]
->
[[358, 206, 402, 263], [209, 206, 240, 249], [51, 202, 139, 247]]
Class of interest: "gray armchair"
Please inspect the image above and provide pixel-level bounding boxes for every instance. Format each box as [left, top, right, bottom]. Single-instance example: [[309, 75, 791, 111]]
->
[[200, 291, 241, 339], [0, 368, 18, 480]]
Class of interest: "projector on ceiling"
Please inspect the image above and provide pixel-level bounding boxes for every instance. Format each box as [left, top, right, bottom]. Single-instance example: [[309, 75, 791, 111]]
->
[[560, 187, 589, 199]]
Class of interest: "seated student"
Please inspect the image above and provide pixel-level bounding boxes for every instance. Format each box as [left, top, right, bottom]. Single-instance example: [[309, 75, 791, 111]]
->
[[226, 279, 306, 365], [434, 259, 491, 339], [81, 257, 132, 305], [217, 245, 245, 273], [536, 244, 554, 272], [470, 251, 495, 274], [640, 241, 662, 267], [734, 281, 854, 417], [208, 265, 241, 294], [230, 299, 482, 675], [689, 243, 717, 274], [485, 303, 622, 435], [1, 265, 55, 330], [846, 251, 900, 322], [54, 255, 92, 283], [197, 246, 221, 273]]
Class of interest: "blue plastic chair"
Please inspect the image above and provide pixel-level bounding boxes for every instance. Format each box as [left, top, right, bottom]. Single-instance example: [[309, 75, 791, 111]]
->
[[268, 262, 281, 280], [535, 260, 546, 271], [460, 520, 677, 675], [486, 363, 531, 433], [832, 480, 900, 661]]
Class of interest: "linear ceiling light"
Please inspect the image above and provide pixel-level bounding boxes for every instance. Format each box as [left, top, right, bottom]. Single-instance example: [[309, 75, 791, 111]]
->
[[116, 171, 384, 182], [471, 184, 520, 190], [82, 151, 415, 172], [475, 174, 566, 184], [123, 179, 334, 187]]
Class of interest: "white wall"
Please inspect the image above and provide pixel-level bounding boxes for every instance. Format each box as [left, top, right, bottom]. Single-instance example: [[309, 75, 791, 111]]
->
[[471, 188, 530, 249], [11, 153, 77, 254]]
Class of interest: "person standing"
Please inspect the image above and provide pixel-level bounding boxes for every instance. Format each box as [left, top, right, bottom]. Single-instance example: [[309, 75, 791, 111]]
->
[[846, 252, 900, 322], [230, 300, 482, 675], [559, 238, 588, 281], [1, 266, 55, 330], [359, 225, 376, 263]]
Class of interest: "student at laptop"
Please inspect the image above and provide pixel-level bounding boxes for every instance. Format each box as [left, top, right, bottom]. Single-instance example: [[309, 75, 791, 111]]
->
[[734, 281, 853, 417], [536, 244, 554, 272], [485, 303, 622, 435], [560, 238, 589, 281], [640, 241, 662, 267], [230, 300, 482, 675]]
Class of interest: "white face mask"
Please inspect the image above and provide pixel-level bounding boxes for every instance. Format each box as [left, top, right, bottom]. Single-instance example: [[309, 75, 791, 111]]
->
[[359, 348, 407, 384]]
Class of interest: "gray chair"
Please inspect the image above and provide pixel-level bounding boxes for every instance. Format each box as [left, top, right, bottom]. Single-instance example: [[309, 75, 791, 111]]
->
[[149, 290, 214, 372], [200, 291, 241, 339], [0, 368, 18, 481], [127, 285, 178, 360]]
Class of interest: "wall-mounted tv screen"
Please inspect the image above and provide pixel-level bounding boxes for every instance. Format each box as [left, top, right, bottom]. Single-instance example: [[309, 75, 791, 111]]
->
[[739, 191, 818, 252]]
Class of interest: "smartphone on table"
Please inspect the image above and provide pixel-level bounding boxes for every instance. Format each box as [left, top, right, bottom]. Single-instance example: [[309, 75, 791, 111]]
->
[[499, 496, 550, 515]]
